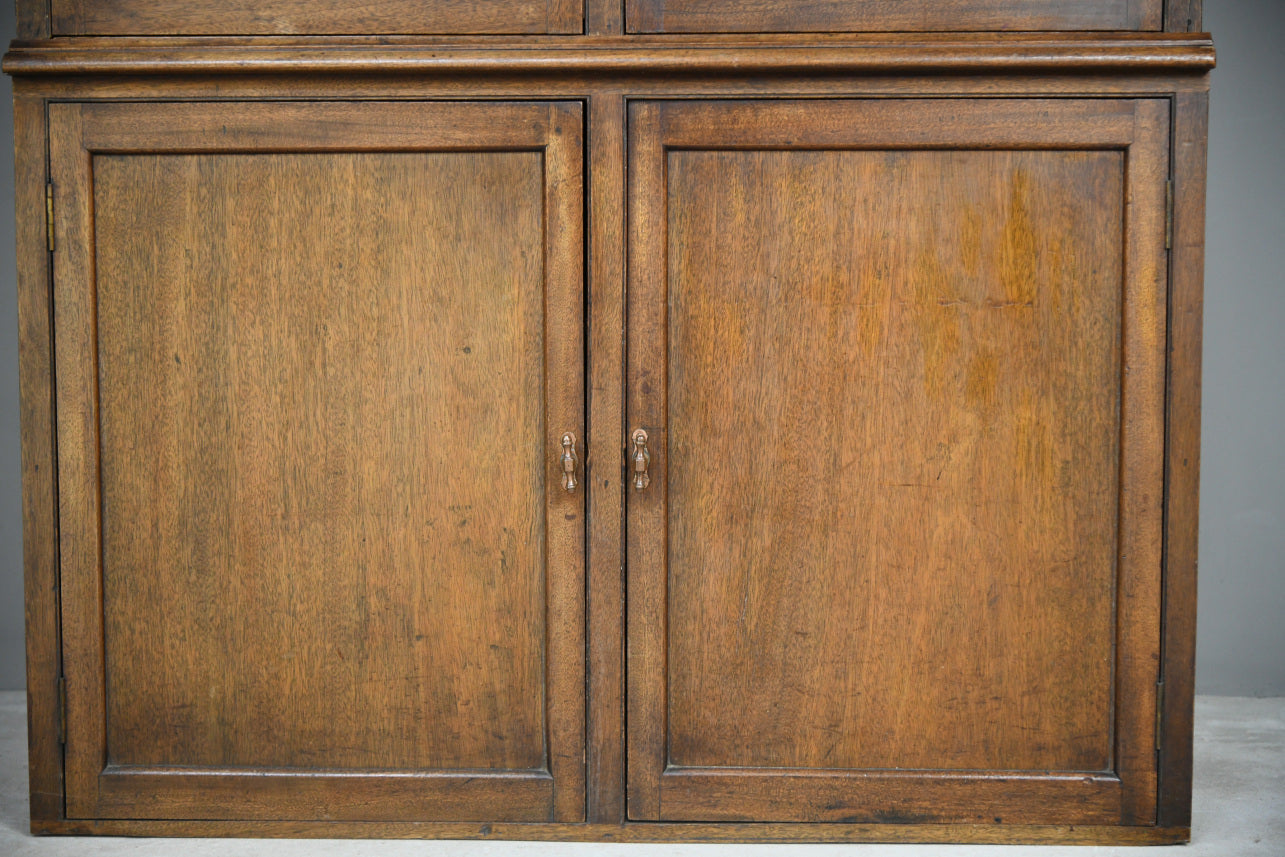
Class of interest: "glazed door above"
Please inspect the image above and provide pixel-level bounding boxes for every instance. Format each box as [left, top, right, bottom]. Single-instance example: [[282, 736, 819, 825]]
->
[[50, 0, 583, 35], [626, 0, 1164, 33], [626, 98, 1171, 825], [50, 100, 585, 822]]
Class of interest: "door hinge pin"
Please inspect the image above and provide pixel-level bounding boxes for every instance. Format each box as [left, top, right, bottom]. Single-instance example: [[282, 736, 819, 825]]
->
[[1165, 179, 1174, 250], [57, 674, 66, 745], [1155, 678, 1165, 751], [45, 182, 55, 253]]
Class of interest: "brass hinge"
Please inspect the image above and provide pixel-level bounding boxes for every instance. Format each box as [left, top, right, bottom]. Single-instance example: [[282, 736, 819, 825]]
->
[[57, 674, 66, 745], [1155, 678, 1165, 751], [1165, 179, 1174, 250], [45, 181, 55, 252]]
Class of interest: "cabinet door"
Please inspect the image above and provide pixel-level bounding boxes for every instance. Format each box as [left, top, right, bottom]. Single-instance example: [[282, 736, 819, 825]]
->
[[627, 98, 1170, 825], [51, 101, 584, 822]]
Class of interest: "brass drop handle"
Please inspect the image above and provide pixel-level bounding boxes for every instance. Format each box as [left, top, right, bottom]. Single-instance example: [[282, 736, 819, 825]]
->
[[560, 433, 579, 492], [631, 429, 651, 491]]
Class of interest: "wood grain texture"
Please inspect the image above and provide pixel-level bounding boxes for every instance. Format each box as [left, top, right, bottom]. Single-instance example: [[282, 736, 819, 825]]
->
[[13, 0, 1202, 37], [15, 0, 50, 39], [30, 818, 1193, 844], [657, 771, 1123, 824], [586, 92, 626, 823], [1113, 98, 1171, 825], [1157, 90, 1209, 829], [95, 150, 548, 772], [51, 0, 582, 36], [0, 35, 1217, 78], [7, 19, 1209, 839], [625, 100, 667, 822], [664, 147, 1122, 774], [47, 101, 101, 825], [1165, 0, 1202, 32], [48, 100, 585, 823], [586, 0, 625, 35], [627, 97, 1171, 825], [14, 92, 63, 824], [627, 0, 1162, 33]]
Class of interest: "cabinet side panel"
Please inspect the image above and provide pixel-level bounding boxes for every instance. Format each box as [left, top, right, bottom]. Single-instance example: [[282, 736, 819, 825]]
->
[[15, 90, 63, 823], [1158, 88, 1208, 828]]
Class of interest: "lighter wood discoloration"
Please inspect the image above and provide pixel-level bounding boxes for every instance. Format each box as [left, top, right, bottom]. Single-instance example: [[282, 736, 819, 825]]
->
[[628, 0, 1163, 34]]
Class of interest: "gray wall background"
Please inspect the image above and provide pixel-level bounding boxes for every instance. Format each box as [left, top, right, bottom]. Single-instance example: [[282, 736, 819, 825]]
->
[[0, 1, 1281, 695]]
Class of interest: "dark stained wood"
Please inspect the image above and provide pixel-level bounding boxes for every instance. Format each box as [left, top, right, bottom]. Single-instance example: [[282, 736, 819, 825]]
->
[[0, 34, 1218, 78], [12, 0, 1204, 37], [1157, 90, 1209, 829], [50, 0, 582, 36], [6, 1, 1210, 839], [30, 818, 1193, 844], [14, 91, 63, 824], [1, 66, 1220, 106], [627, 97, 1171, 824], [542, 102, 588, 825], [15, 0, 50, 39], [664, 147, 1121, 774], [48, 100, 585, 822], [586, 92, 627, 824], [1165, 0, 1202, 32], [587, 0, 625, 35], [627, 0, 1163, 33]]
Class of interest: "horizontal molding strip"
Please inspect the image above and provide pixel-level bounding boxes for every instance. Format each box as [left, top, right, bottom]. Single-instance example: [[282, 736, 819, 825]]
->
[[3, 35, 1215, 76], [34, 817, 1192, 844]]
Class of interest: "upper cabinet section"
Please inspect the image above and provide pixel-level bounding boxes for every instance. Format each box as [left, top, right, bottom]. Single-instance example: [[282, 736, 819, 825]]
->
[[49, 0, 583, 36], [627, 0, 1165, 34]]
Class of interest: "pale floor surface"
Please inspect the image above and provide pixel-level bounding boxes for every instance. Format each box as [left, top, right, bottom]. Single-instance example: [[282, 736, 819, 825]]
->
[[1, 693, 1281, 856]]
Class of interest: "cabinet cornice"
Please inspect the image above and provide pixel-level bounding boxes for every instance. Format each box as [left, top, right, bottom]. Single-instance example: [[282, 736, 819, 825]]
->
[[3, 34, 1214, 77]]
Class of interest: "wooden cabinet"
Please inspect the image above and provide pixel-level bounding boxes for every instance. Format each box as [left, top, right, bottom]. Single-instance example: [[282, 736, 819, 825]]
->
[[5, 0, 1211, 845]]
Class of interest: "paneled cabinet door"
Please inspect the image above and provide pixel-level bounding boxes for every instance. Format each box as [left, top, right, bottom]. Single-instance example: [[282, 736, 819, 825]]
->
[[50, 101, 585, 822], [627, 98, 1171, 825]]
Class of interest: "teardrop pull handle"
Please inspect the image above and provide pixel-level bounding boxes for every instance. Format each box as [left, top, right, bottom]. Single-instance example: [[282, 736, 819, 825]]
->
[[631, 429, 651, 492], [560, 433, 578, 492]]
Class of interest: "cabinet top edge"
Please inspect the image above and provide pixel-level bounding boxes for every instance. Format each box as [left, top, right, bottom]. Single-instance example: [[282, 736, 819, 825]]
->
[[3, 34, 1216, 77]]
